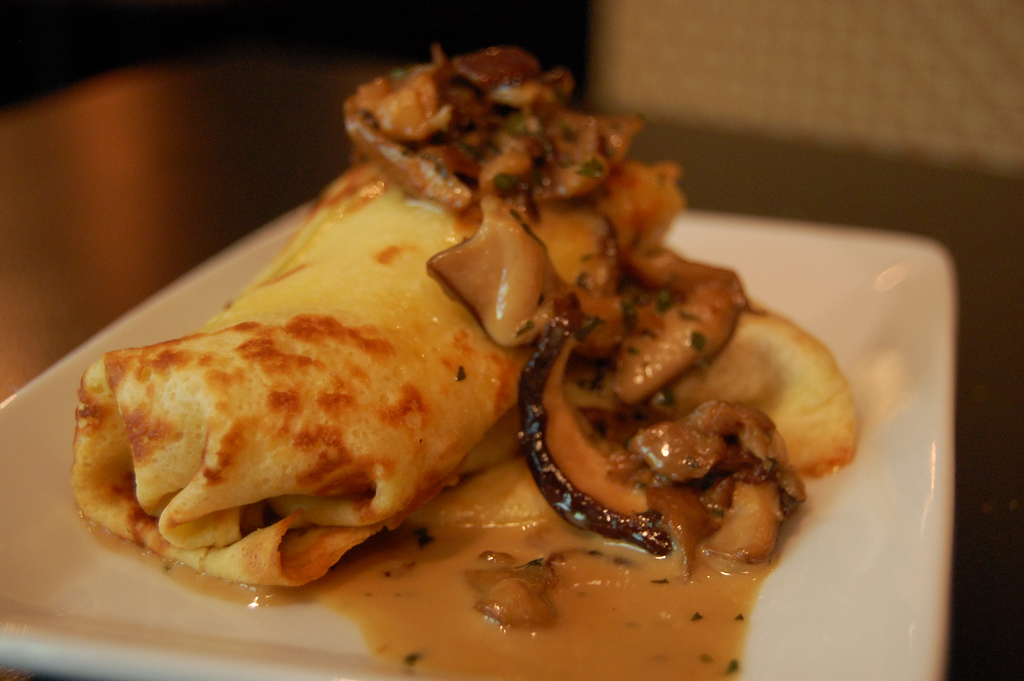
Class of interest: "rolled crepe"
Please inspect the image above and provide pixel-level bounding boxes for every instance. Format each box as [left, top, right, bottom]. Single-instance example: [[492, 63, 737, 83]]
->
[[72, 166, 526, 586]]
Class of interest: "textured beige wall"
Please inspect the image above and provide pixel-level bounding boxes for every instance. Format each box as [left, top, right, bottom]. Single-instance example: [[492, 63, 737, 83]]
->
[[590, 0, 1024, 175]]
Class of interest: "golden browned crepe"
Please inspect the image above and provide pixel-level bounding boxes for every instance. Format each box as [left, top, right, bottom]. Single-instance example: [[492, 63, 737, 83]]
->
[[671, 310, 857, 477], [72, 45, 857, 588], [72, 167, 525, 586]]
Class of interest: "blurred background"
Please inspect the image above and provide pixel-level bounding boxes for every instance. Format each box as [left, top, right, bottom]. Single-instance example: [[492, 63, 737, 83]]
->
[[1, 1, 1022, 680], [5, 0, 1022, 173]]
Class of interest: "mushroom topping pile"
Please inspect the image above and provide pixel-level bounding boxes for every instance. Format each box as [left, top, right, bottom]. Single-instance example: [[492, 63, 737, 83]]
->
[[346, 45, 806, 576], [346, 45, 641, 215], [465, 552, 559, 629]]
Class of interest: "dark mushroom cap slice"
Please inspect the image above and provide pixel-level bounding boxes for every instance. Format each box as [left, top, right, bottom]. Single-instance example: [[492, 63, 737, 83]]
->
[[518, 311, 674, 556]]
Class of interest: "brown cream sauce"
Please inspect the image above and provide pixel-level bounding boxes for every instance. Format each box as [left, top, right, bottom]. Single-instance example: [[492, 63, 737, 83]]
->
[[310, 516, 767, 681], [104, 467, 770, 681], [92, 477, 770, 679]]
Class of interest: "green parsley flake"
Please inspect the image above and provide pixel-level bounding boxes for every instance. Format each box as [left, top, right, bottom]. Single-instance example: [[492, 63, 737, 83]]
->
[[690, 331, 708, 351], [726, 659, 740, 674], [620, 298, 638, 332], [655, 289, 673, 313], [456, 366, 466, 381], [574, 316, 604, 341], [577, 158, 606, 178], [505, 112, 530, 136], [691, 611, 703, 621], [414, 527, 434, 548], [492, 173, 519, 191], [507, 209, 541, 241], [456, 140, 483, 161]]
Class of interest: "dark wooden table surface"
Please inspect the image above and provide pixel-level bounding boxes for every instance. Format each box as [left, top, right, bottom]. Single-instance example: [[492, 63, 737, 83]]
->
[[1, 43, 1021, 681]]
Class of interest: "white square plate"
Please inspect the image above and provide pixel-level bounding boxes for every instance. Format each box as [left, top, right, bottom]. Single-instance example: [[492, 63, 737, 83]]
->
[[0, 209, 956, 681]]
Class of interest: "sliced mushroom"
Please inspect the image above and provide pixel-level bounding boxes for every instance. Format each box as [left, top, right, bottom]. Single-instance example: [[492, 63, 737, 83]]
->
[[627, 419, 726, 482], [450, 45, 544, 93], [364, 69, 453, 143], [644, 484, 715, 577], [465, 555, 558, 629], [343, 46, 647, 213], [613, 246, 748, 404], [681, 399, 784, 473], [427, 196, 565, 346], [518, 312, 673, 556], [344, 95, 473, 211], [343, 53, 475, 212], [702, 481, 784, 564], [633, 401, 806, 569]]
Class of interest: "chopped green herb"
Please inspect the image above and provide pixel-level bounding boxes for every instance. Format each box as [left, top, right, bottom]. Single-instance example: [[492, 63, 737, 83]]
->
[[691, 611, 703, 621], [576, 365, 606, 392], [726, 659, 740, 674], [492, 173, 519, 191], [456, 366, 466, 381], [456, 140, 483, 161], [626, 345, 640, 355], [655, 289, 673, 313], [574, 316, 604, 341], [699, 653, 713, 664], [508, 209, 540, 241], [650, 578, 669, 584], [504, 112, 530, 136], [414, 527, 434, 548], [620, 298, 638, 332], [559, 120, 578, 142], [403, 652, 423, 666], [689, 331, 708, 351], [578, 158, 606, 178], [735, 613, 745, 621]]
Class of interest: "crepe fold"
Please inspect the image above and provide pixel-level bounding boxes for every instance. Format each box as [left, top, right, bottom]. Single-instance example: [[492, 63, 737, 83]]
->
[[72, 167, 524, 586]]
